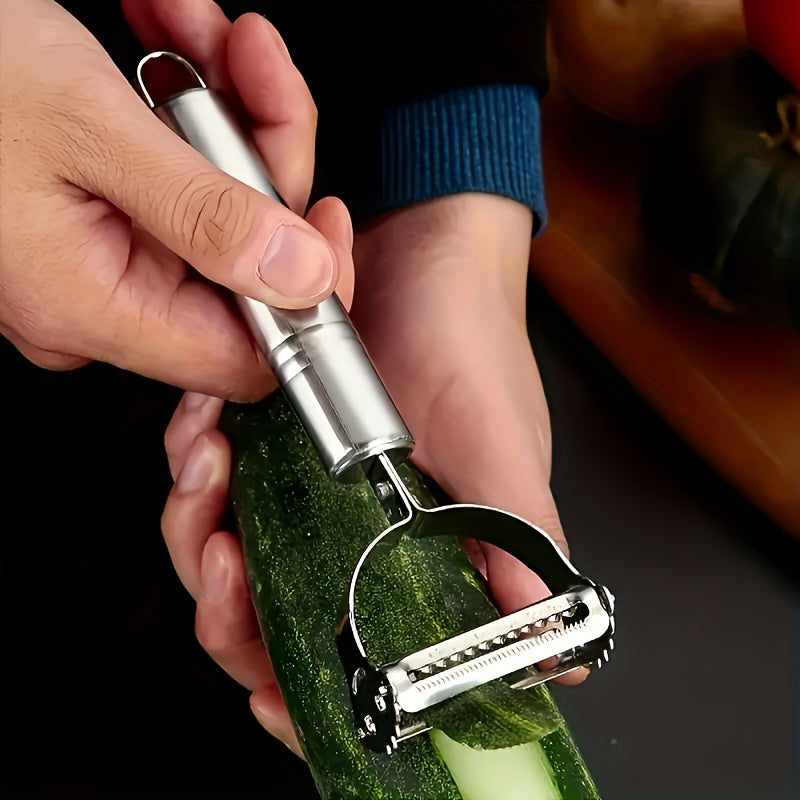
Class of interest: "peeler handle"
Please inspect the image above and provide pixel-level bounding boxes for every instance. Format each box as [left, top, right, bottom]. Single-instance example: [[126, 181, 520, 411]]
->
[[137, 52, 413, 480]]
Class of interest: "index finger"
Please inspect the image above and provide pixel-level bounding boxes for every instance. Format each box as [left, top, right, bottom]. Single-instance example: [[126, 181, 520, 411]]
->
[[124, 0, 317, 214]]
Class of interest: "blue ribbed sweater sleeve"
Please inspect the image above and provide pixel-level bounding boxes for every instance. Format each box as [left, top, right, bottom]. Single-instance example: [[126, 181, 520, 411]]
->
[[375, 84, 547, 235]]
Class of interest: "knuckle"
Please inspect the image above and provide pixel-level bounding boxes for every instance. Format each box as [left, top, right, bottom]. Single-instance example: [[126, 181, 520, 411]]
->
[[170, 174, 255, 261], [32, 75, 123, 186]]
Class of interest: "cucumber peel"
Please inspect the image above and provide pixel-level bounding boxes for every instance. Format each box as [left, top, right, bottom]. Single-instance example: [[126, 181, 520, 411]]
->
[[222, 393, 601, 799]]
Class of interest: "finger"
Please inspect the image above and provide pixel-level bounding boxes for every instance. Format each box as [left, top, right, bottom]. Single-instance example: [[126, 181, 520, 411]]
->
[[164, 392, 225, 480], [250, 685, 304, 759], [119, 0, 167, 53], [122, 0, 232, 90], [102, 200, 351, 399], [124, 0, 315, 214], [482, 540, 588, 687], [226, 13, 317, 214], [126, 3, 317, 215], [17, 193, 349, 401], [161, 429, 231, 598], [105, 207, 350, 398], [304, 196, 355, 309], [195, 530, 275, 691], [554, 667, 589, 686], [482, 544, 552, 613]]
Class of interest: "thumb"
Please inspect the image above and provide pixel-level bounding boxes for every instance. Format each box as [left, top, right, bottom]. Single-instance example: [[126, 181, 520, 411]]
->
[[60, 78, 338, 310]]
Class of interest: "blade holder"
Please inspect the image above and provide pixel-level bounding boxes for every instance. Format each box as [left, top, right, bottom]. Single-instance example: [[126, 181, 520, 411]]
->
[[337, 453, 615, 755]]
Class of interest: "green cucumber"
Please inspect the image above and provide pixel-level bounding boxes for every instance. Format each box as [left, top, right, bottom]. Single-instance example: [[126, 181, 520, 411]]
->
[[222, 392, 602, 800]]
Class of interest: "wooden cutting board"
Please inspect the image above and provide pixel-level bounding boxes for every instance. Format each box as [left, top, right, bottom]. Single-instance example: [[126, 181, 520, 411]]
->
[[529, 72, 800, 538]]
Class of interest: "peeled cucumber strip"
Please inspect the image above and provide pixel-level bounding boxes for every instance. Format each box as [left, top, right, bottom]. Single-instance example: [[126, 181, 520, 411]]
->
[[431, 730, 561, 800]]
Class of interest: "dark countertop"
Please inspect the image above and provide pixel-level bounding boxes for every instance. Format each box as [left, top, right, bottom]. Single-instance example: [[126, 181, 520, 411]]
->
[[529, 283, 800, 800], [4, 282, 798, 799]]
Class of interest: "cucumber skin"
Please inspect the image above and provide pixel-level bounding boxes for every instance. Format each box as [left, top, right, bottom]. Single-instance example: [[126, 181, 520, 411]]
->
[[222, 392, 601, 800]]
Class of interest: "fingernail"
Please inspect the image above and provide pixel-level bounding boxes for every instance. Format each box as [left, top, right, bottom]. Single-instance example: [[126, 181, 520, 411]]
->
[[257, 224, 335, 299], [269, 21, 294, 64], [176, 437, 213, 492]]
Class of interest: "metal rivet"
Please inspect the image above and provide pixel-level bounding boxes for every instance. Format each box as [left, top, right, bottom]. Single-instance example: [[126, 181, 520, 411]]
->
[[375, 481, 394, 501], [351, 667, 365, 695]]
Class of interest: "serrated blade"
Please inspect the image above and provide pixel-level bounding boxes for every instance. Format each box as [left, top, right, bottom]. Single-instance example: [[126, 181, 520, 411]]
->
[[385, 586, 610, 713]]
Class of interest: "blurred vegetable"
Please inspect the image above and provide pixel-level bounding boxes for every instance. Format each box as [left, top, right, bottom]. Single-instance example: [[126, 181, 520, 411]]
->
[[742, 0, 800, 91], [641, 52, 800, 328], [549, 0, 749, 125]]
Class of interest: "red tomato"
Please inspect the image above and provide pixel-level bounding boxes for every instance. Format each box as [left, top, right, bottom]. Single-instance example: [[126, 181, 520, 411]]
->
[[742, 0, 800, 90]]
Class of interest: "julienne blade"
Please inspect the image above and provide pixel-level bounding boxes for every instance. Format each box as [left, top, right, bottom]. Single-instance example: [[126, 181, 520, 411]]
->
[[397, 616, 602, 714], [389, 589, 610, 715], [399, 588, 590, 675]]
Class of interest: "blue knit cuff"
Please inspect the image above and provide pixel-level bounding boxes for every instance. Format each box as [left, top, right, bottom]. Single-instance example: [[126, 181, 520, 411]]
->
[[377, 84, 547, 235]]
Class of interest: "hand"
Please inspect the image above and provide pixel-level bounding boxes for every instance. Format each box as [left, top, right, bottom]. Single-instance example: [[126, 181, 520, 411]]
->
[[161, 391, 306, 753], [350, 193, 568, 617], [0, 0, 353, 400]]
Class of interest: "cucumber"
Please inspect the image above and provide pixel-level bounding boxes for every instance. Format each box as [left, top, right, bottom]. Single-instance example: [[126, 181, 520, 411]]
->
[[222, 392, 602, 800]]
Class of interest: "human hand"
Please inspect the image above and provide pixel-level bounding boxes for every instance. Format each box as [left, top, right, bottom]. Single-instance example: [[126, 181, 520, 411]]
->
[[161, 390, 304, 754], [0, 0, 353, 400], [350, 194, 573, 617]]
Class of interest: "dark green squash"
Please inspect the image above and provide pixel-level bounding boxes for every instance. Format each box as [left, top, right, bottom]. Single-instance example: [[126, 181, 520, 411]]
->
[[640, 51, 800, 328], [221, 392, 602, 800]]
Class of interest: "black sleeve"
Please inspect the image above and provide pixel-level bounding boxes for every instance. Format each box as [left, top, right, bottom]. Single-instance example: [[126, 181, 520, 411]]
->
[[54, 1, 550, 217], [228, 2, 550, 214], [56, 2, 548, 100], [225, 2, 550, 102]]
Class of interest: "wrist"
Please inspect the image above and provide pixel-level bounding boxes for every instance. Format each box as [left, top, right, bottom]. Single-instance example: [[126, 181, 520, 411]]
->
[[354, 193, 534, 304]]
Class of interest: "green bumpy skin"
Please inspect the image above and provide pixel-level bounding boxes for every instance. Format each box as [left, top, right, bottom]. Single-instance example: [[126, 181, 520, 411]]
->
[[222, 392, 600, 800]]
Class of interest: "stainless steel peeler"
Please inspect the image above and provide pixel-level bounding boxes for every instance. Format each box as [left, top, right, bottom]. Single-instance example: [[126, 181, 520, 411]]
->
[[137, 51, 615, 757]]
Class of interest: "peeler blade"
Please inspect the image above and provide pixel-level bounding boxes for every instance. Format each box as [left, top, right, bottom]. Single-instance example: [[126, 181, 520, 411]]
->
[[386, 584, 612, 714]]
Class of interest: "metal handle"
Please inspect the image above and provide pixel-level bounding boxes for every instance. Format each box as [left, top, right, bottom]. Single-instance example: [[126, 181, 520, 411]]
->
[[137, 52, 413, 479]]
